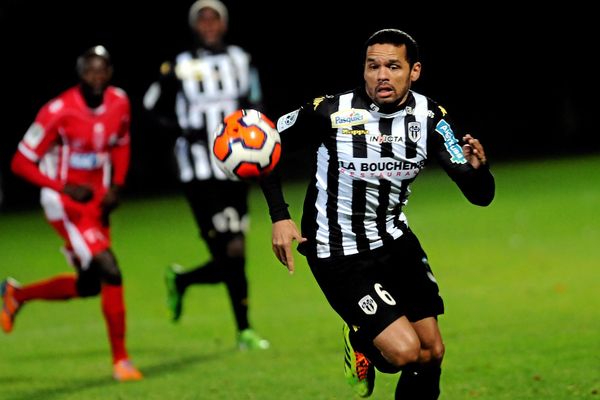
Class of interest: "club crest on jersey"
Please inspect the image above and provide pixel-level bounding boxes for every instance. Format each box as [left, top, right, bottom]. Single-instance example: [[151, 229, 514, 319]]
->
[[407, 122, 421, 142], [48, 99, 64, 114], [358, 295, 378, 315], [331, 109, 370, 128]]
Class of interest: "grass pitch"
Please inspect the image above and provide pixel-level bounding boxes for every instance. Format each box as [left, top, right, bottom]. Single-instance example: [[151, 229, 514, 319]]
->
[[0, 155, 598, 399]]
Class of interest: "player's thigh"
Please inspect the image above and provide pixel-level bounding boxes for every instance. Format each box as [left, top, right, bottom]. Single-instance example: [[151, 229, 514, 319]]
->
[[183, 180, 249, 239], [44, 199, 109, 268], [382, 230, 445, 323], [308, 252, 405, 342], [373, 316, 421, 363]]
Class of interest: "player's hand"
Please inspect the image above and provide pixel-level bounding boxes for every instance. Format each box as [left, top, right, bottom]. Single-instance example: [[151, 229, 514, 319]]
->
[[63, 184, 94, 203], [462, 134, 487, 169], [100, 185, 121, 226], [272, 219, 307, 275]]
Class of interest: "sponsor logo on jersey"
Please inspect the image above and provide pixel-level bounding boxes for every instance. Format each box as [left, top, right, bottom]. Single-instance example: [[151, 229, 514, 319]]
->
[[330, 109, 370, 128], [358, 160, 424, 171], [368, 135, 404, 143], [358, 295, 377, 315], [342, 128, 369, 135], [160, 61, 173, 76], [23, 123, 44, 148], [435, 119, 467, 164], [312, 96, 325, 110], [175, 59, 204, 81], [407, 121, 421, 142], [69, 152, 108, 170], [277, 109, 299, 132], [338, 160, 425, 179]]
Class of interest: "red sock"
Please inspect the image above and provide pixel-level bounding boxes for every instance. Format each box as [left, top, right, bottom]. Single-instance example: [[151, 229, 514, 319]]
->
[[101, 284, 128, 364], [14, 274, 78, 302]]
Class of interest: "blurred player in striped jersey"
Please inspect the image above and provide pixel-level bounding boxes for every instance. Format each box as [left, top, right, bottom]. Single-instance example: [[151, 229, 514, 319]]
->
[[1, 46, 142, 381], [144, 0, 269, 350]]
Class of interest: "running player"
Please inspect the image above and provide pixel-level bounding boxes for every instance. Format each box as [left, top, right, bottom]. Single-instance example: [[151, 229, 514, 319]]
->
[[1, 45, 142, 382]]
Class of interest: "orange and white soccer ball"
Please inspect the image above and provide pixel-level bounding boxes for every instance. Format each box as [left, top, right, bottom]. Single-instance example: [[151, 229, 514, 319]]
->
[[212, 109, 282, 180]]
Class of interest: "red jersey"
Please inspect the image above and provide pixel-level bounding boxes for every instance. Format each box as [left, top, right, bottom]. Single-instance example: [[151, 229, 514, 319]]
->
[[13, 85, 130, 196]]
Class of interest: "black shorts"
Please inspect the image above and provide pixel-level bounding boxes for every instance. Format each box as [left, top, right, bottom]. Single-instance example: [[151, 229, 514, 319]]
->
[[308, 229, 444, 342], [183, 179, 249, 246]]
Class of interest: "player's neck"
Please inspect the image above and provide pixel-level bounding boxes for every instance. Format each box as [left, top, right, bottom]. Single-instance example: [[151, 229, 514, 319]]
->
[[79, 83, 105, 109]]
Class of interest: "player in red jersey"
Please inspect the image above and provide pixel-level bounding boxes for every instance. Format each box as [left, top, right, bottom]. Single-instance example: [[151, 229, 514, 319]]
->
[[0, 46, 142, 382]]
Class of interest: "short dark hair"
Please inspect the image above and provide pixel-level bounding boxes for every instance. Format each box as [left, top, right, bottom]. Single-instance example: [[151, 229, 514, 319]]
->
[[364, 29, 419, 67], [76, 45, 112, 77]]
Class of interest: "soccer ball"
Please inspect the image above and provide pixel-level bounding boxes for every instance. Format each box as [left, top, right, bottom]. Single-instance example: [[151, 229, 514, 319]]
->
[[212, 109, 282, 180]]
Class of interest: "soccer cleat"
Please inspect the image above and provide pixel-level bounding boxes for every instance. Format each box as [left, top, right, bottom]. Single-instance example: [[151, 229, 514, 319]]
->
[[165, 264, 184, 322], [343, 323, 375, 397], [237, 328, 270, 350], [112, 359, 143, 382], [1, 278, 23, 334]]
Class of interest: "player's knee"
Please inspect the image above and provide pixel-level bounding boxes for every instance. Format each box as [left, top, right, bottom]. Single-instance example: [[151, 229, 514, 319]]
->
[[418, 341, 445, 364], [76, 276, 101, 297], [226, 236, 245, 258], [382, 341, 421, 367], [431, 342, 445, 363], [93, 250, 123, 285]]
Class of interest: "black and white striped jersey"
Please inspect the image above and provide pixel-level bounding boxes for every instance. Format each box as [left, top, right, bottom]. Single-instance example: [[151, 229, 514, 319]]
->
[[144, 45, 262, 182], [262, 87, 494, 259]]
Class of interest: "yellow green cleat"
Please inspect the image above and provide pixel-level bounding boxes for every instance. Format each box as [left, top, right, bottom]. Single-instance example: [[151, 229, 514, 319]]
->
[[343, 323, 375, 397]]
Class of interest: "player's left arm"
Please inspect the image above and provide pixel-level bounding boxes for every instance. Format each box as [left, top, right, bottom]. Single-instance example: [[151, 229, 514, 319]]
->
[[428, 104, 495, 206]]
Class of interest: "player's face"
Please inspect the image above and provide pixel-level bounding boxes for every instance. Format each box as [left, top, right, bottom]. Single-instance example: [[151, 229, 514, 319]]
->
[[195, 8, 226, 47], [364, 43, 421, 106], [80, 56, 112, 95]]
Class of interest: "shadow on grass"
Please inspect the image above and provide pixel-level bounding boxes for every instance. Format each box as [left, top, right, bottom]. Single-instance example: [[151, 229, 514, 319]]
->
[[6, 348, 233, 400]]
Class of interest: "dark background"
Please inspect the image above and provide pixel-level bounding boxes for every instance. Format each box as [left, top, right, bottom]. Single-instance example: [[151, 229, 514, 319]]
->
[[0, 1, 596, 210]]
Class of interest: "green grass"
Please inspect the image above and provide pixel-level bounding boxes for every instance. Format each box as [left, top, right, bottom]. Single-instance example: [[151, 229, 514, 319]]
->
[[0, 154, 599, 399]]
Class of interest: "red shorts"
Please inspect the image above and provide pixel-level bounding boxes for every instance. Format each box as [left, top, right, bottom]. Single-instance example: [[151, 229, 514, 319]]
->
[[41, 188, 111, 268]]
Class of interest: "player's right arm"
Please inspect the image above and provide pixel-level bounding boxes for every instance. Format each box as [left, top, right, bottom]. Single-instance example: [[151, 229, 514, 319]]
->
[[142, 61, 179, 130], [259, 98, 327, 273], [11, 100, 93, 202]]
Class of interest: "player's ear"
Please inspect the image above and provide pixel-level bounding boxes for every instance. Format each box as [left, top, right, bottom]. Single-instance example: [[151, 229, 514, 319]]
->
[[410, 62, 421, 82]]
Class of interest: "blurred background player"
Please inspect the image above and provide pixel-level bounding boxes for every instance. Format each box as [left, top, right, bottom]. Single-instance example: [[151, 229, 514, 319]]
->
[[0, 46, 143, 381], [143, 0, 269, 350]]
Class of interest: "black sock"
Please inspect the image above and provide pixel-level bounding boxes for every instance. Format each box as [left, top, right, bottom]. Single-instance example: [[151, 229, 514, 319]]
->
[[174, 257, 250, 331], [395, 363, 442, 400], [223, 257, 250, 331]]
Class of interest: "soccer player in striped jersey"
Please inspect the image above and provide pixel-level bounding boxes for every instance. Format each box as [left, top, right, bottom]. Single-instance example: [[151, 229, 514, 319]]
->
[[143, 0, 269, 350], [260, 29, 495, 398], [0, 46, 142, 381]]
